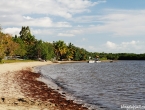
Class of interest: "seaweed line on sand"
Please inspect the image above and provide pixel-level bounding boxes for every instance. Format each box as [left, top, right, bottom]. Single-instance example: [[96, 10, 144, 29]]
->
[[15, 68, 89, 110]]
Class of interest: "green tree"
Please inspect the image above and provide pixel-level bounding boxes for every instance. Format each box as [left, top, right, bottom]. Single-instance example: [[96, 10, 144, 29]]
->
[[53, 40, 67, 60], [47, 42, 55, 60], [19, 26, 36, 59], [66, 43, 75, 60], [34, 40, 47, 59], [13, 37, 27, 57], [19, 26, 35, 45], [73, 47, 82, 61], [32, 40, 54, 60]]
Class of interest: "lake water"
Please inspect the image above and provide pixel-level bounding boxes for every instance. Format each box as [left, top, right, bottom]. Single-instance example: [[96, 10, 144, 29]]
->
[[37, 61, 145, 110]]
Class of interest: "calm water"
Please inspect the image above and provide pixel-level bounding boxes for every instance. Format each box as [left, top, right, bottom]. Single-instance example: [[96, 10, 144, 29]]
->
[[38, 61, 145, 110]]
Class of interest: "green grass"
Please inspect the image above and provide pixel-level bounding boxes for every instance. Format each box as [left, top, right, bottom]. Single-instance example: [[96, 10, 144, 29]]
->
[[100, 57, 108, 60], [0, 59, 36, 64]]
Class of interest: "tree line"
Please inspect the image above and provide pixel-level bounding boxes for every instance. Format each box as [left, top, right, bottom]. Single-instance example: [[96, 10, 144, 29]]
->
[[0, 26, 145, 62], [0, 26, 90, 62], [90, 52, 145, 60]]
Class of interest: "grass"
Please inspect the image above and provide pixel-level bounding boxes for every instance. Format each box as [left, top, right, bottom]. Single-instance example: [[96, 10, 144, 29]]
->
[[0, 59, 36, 64]]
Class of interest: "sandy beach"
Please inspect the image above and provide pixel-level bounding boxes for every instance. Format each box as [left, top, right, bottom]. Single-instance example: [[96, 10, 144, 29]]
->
[[0, 61, 88, 110], [0, 61, 53, 74]]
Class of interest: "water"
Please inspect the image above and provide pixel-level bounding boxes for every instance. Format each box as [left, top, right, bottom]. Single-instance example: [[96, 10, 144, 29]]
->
[[37, 61, 145, 110]]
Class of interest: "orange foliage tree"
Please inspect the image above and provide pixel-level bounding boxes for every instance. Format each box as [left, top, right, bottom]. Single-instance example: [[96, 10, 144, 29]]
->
[[0, 27, 19, 62]]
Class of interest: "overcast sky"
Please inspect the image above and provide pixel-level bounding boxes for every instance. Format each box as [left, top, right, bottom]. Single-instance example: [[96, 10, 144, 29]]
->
[[1, 0, 145, 53]]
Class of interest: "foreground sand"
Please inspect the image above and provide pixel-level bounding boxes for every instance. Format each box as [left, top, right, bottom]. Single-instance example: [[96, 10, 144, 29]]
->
[[0, 61, 88, 110]]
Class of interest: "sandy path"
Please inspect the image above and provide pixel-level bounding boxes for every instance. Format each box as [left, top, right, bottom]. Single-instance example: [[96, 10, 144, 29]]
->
[[0, 61, 53, 74]]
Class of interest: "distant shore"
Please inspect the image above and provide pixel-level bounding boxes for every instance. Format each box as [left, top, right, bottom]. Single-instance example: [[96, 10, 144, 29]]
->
[[0, 61, 88, 110]]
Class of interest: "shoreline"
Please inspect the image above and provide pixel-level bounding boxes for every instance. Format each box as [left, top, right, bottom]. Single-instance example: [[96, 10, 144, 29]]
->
[[0, 61, 54, 74], [0, 60, 88, 74], [0, 61, 89, 110]]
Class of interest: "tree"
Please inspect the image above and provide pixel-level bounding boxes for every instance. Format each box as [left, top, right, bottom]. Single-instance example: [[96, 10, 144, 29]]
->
[[47, 42, 55, 60], [33, 40, 47, 59], [19, 26, 36, 59], [0, 28, 19, 62], [13, 37, 27, 57], [32, 40, 54, 60], [66, 43, 75, 60], [73, 47, 82, 61], [3, 34, 19, 56], [19, 26, 35, 45], [0, 32, 5, 62], [53, 40, 67, 60]]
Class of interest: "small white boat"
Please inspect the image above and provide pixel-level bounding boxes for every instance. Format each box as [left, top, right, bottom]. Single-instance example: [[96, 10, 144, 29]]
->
[[88, 56, 101, 63], [110, 60, 113, 63], [88, 60, 101, 63], [88, 60, 95, 63], [96, 61, 101, 63]]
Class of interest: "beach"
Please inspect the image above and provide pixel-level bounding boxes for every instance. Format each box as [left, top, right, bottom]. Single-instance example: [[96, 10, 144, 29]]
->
[[0, 61, 88, 110], [0, 61, 53, 74]]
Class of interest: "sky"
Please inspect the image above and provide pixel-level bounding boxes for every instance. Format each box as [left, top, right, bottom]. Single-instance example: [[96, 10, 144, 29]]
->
[[1, 0, 145, 53]]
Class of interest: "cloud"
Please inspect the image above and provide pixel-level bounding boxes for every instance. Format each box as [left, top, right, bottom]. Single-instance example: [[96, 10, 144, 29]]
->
[[106, 41, 117, 49], [88, 46, 97, 51], [57, 33, 75, 37], [23, 16, 33, 20], [80, 40, 144, 53], [69, 29, 84, 35], [55, 22, 72, 27], [57, 0, 100, 14], [1, 16, 52, 27], [120, 40, 141, 50], [55, 29, 83, 38], [103, 40, 144, 53], [70, 9, 145, 37], [0, 0, 99, 19], [98, 10, 145, 36], [31, 29, 54, 36], [2, 27, 21, 35], [1, 17, 72, 36], [82, 38, 87, 41], [68, 40, 145, 54], [23, 17, 53, 27], [70, 15, 101, 23], [0, 0, 104, 36], [3, 27, 56, 37]]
